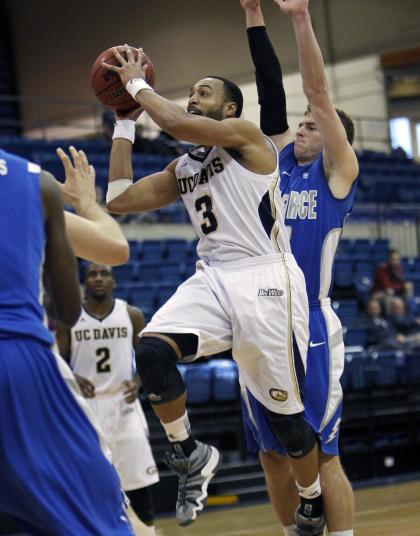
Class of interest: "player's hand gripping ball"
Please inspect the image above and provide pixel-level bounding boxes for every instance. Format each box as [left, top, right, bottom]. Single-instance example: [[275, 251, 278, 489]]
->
[[90, 46, 155, 113]]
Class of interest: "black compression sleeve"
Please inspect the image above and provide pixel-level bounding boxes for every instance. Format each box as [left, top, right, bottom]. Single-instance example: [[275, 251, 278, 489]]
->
[[247, 26, 288, 136]]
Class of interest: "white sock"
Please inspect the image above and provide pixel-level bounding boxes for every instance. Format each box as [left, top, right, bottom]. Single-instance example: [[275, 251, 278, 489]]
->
[[296, 475, 322, 499], [329, 531, 353, 536], [160, 411, 191, 443], [283, 525, 297, 536], [136, 518, 156, 536]]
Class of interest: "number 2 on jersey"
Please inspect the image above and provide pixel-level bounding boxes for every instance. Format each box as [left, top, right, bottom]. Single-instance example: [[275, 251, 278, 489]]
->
[[195, 194, 218, 235], [96, 347, 111, 373]]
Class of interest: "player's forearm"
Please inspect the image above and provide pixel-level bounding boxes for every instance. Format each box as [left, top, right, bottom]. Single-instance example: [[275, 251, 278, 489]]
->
[[134, 90, 192, 141], [244, 5, 265, 27], [109, 138, 134, 182], [247, 26, 288, 136], [65, 210, 129, 265], [292, 11, 329, 101]]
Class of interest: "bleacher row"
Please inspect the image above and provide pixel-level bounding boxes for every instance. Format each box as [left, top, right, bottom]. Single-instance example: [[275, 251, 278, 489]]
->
[[90, 238, 420, 337], [357, 150, 420, 204], [2, 136, 420, 210], [175, 347, 420, 406]]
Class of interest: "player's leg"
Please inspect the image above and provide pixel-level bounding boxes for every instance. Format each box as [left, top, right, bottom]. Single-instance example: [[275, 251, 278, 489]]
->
[[241, 389, 298, 535], [110, 396, 160, 535], [126, 487, 156, 535], [307, 302, 355, 535], [137, 267, 232, 525], [319, 453, 354, 534], [0, 338, 134, 536], [260, 450, 299, 535], [227, 254, 324, 534]]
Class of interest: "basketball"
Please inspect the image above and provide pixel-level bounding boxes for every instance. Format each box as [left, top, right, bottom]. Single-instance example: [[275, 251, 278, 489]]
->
[[90, 46, 155, 113]]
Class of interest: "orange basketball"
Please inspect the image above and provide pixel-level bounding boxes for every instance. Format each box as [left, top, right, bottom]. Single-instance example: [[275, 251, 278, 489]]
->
[[90, 46, 155, 113]]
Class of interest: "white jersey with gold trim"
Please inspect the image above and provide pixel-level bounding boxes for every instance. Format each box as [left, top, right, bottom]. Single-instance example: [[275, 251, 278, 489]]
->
[[70, 299, 134, 395], [175, 142, 290, 263]]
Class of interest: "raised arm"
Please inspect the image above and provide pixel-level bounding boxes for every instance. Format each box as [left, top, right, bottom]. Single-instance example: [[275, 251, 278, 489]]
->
[[56, 147, 129, 265], [102, 47, 274, 173], [241, 0, 293, 150], [276, 0, 358, 196], [40, 172, 81, 327]]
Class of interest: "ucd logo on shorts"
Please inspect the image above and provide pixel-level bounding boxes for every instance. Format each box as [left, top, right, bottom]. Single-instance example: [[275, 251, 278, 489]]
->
[[269, 388, 288, 402]]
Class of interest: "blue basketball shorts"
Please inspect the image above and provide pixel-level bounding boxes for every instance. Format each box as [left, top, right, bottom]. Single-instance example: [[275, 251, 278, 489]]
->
[[0, 337, 135, 536], [242, 299, 345, 456]]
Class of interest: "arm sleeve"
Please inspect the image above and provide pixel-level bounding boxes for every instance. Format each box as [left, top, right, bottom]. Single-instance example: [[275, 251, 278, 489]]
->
[[246, 26, 288, 136]]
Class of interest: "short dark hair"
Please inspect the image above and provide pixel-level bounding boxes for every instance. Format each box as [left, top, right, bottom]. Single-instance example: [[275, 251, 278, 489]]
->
[[208, 76, 243, 117], [84, 262, 113, 280], [306, 105, 355, 145]]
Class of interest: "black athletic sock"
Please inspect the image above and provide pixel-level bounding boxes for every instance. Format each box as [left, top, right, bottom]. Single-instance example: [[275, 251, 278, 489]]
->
[[299, 495, 323, 519], [126, 487, 154, 525], [172, 435, 197, 457]]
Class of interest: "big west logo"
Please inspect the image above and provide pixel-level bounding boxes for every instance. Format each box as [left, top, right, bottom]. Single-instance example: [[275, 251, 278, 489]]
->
[[74, 327, 128, 342], [283, 190, 318, 220], [178, 157, 224, 194]]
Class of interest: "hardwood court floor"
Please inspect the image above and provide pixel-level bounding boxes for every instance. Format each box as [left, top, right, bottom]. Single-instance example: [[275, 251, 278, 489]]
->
[[129, 480, 420, 536]]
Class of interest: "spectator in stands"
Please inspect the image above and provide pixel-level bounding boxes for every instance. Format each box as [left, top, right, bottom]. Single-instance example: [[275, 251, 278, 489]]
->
[[372, 249, 406, 298], [365, 298, 403, 351], [388, 297, 420, 350], [403, 281, 418, 315]]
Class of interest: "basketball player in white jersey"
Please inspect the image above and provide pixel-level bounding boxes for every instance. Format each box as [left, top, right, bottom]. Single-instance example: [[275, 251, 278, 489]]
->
[[103, 46, 323, 527], [56, 263, 159, 536]]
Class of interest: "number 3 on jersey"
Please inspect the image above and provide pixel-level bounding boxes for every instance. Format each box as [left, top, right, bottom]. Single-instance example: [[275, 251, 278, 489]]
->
[[195, 194, 218, 235]]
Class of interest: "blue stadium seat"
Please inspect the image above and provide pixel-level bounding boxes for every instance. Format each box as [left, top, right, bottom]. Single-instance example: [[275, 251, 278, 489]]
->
[[185, 364, 212, 405], [333, 299, 358, 326], [165, 238, 190, 262], [156, 284, 178, 308], [209, 359, 239, 402], [334, 260, 354, 287], [158, 262, 184, 285], [139, 240, 164, 261], [176, 363, 188, 381], [344, 328, 367, 348], [130, 284, 157, 310], [137, 262, 161, 283], [370, 350, 399, 386], [113, 285, 131, 302], [404, 353, 420, 384], [113, 262, 139, 284], [346, 352, 370, 390]]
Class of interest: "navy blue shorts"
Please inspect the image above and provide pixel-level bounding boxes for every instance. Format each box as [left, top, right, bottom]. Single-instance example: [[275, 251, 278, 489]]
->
[[242, 301, 344, 457], [0, 338, 134, 535]]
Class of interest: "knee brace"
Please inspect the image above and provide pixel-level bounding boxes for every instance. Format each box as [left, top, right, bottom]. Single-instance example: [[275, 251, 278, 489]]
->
[[267, 411, 317, 459], [136, 337, 185, 405]]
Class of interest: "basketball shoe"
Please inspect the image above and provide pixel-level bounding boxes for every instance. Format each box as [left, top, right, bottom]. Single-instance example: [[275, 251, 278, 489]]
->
[[164, 441, 221, 526], [294, 509, 326, 535]]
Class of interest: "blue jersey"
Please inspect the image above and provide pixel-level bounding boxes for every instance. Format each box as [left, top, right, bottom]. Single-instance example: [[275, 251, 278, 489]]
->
[[279, 143, 357, 302], [0, 149, 53, 345]]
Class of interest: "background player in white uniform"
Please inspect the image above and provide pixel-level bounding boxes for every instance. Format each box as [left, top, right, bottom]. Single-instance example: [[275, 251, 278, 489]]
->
[[240, 1, 359, 535], [103, 46, 323, 528], [57, 263, 159, 536]]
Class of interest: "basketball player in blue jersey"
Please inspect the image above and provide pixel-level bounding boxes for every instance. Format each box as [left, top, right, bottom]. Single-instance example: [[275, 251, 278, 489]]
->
[[103, 47, 323, 528], [57, 264, 159, 536], [0, 146, 135, 535], [240, 1, 358, 535]]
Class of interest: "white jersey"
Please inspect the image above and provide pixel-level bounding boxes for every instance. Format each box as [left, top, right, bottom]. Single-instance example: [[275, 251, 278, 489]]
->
[[175, 142, 290, 263], [70, 299, 134, 395]]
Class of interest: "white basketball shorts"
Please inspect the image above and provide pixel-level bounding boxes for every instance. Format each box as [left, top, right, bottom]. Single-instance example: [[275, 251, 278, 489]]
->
[[143, 252, 309, 415], [87, 394, 159, 491]]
